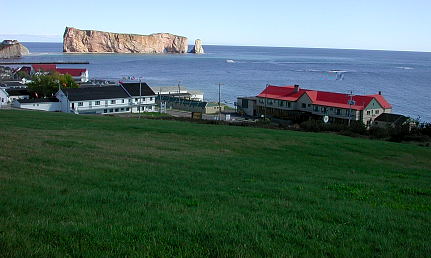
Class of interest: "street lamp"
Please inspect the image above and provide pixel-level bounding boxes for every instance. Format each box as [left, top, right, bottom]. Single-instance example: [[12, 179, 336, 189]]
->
[[139, 78, 143, 119]]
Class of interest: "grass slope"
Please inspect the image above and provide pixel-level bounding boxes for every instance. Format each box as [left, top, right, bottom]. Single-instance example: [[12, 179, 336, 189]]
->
[[0, 110, 430, 257]]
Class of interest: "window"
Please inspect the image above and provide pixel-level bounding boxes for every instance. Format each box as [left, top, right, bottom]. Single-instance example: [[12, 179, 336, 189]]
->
[[135, 98, 138, 102], [150, 97, 153, 101], [367, 111, 371, 115], [122, 99, 125, 103], [314, 105, 319, 112], [121, 108, 124, 111], [330, 108, 333, 111], [103, 109, 107, 113], [115, 108, 119, 112], [78, 102, 83, 106], [129, 99, 132, 103], [288, 102, 291, 108], [95, 101, 100, 105], [109, 109, 113, 113], [242, 99, 249, 108], [126, 107, 130, 111], [111, 100, 116, 104], [142, 98, 146, 102], [302, 103, 306, 108], [375, 110, 380, 115], [308, 104, 312, 107], [279, 101, 284, 107], [336, 109, 341, 115]]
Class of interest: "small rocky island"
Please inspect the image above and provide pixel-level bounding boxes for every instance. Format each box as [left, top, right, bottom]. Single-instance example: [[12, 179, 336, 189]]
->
[[0, 40, 30, 58], [63, 27, 197, 54], [189, 39, 205, 54]]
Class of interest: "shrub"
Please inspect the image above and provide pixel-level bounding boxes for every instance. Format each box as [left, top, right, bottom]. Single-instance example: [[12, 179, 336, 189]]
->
[[368, 127, 389, 139]]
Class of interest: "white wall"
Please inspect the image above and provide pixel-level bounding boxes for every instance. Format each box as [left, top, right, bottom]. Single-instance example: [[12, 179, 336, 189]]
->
[[0, 89, 7, 106], [14, 101, 60, 112], [55, 90, 157, 114]]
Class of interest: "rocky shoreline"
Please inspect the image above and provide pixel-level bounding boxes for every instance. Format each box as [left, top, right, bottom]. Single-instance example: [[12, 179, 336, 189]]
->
[[0, 40, 30, 59]]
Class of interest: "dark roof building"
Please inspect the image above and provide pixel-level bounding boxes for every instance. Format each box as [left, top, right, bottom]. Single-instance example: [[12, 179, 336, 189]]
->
[[374, 113, 408, 127], [5, 89, 29, 96], [62, 86, 130, 101], [120, 82, 156, 97]]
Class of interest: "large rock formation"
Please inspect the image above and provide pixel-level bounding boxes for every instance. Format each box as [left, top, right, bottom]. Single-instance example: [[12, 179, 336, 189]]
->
[[0, 40, 30, 58], [189, 39, 205, 54], [63, 27, 188, 54]]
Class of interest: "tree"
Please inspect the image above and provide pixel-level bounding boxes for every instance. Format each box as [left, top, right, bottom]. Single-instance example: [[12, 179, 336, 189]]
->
[[28, 72, 78, 97], [15, 70, 31, 80]]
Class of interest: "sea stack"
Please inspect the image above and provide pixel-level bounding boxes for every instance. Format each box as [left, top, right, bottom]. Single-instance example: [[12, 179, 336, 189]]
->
[[63, 27, 188, 54], [190, 39, 205, 54], [0, 40, 30, 58]]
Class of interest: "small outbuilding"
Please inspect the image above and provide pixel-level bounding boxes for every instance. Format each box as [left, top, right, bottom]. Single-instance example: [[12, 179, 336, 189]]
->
[[373, 113, 409, 128], [13, 98, 60, 111]]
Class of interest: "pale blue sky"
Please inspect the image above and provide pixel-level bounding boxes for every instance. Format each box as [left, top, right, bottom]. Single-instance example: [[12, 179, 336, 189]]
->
[[1, 0, 430, 51]]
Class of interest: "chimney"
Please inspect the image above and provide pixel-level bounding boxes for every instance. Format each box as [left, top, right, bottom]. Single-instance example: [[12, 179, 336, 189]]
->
[[294, 84, 300, 93], [378, 91, 382, 95]]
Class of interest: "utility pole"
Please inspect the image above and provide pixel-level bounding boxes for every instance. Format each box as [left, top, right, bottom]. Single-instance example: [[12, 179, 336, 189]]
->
[[178, 81, 181, 105], [139, 78, 142, 119], [218, 83, 224, 121], [264, 83, 268, 120]]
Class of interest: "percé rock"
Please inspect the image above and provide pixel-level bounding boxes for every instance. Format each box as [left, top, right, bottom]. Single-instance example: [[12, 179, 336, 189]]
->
[[0, 40, 30, 58], [189, 39, 205, 54], [63, 27, 188, 54]]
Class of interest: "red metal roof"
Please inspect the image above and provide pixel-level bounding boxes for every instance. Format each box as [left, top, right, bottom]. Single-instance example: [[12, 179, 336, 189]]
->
[[56, 68, 86, 77], [31, 64, 87, 77], [257, 85, 307, 101], [32, 64, 57, 72], [257, 85, 392, 111]]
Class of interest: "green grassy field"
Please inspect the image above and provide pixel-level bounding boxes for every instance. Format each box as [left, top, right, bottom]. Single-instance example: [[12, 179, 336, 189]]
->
[[0, 110, 430, 257]]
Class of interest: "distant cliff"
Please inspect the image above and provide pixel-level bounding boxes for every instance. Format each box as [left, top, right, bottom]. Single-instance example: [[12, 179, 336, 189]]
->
[[0, 40, 30, 58], [63, 27, 188, 54]]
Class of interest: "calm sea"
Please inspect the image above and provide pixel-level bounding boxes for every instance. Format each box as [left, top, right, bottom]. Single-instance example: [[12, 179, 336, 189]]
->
[[9, 42, 431, 121]]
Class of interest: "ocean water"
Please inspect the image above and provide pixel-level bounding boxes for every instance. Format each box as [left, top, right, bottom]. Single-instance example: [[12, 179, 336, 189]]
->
[[7, 42, 431, 121]]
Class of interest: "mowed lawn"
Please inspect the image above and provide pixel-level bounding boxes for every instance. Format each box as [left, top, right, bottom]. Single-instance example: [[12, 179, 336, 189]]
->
[[0, 110, 430, 257]]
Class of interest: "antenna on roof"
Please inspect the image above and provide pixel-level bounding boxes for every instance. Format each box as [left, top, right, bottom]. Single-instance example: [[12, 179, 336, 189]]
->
[[348, 90, 355, 127]]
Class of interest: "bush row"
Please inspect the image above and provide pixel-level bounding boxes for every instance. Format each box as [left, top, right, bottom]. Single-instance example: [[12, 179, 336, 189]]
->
[[300, 119, 431, 143]]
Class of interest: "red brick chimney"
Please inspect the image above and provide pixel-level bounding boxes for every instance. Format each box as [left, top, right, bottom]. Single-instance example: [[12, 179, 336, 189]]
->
[[294, 85, 300, 93]]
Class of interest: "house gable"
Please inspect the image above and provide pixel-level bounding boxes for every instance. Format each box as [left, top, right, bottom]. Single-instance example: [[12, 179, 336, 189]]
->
[[364, 98, 383, 110]]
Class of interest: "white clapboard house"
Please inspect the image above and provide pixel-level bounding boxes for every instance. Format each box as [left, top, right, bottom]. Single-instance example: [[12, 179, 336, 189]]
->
[[55, 82, 156, 114]]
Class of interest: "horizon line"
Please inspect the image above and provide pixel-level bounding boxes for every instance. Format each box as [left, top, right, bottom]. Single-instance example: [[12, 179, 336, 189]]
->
[[14, 41, 431, 54]]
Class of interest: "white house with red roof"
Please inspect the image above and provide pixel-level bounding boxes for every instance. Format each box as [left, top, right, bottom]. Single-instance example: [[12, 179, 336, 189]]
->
[[31, 64, 89, 82], [238, 85, 392, 126]]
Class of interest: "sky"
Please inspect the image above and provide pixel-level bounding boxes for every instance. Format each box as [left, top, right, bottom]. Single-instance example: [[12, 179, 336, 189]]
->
[[1, 0, 431, 52]]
